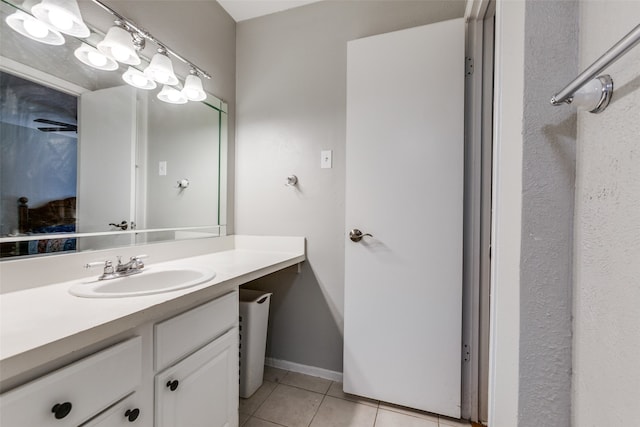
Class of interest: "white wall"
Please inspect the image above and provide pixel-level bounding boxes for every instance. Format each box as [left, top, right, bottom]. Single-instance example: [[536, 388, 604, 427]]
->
[[573, 2, 640, 425], [235, 1, 466, 372]]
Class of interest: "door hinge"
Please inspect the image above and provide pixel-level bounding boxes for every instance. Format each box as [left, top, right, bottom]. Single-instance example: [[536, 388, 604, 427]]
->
[[463, 344, 471, 362], [465, 57, 474, 76]]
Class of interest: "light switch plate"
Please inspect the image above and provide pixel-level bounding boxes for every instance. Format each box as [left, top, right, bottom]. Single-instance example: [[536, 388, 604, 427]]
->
[[321, 150, 332, 169], [159, 161, 167, 176]]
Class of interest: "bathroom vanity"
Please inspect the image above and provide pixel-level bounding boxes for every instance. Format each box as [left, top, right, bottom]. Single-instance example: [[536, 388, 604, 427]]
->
[[0, 235, 305, 426]]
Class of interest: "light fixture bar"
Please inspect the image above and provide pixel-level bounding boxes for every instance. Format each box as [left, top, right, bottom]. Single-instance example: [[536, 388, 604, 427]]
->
[[89, 0, 212, 80]]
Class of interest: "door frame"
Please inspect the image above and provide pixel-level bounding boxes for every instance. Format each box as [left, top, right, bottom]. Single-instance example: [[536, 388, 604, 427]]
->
[[462, 0, 495, 423]]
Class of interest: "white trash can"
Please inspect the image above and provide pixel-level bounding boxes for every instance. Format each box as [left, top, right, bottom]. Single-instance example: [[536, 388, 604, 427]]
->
[[239, 289, 272, 398]]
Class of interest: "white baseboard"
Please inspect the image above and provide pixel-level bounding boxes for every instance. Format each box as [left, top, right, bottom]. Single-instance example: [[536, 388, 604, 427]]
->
[[265, 357, 343, 382]]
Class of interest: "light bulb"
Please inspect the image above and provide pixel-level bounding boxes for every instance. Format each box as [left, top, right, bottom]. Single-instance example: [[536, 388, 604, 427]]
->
[[23, 18, 49, 38], [110, 45, 130, 62], [6, 10, 64, 45], [74, 44, 118, 70], [122, 67, 156, 90], [185, 88, 199, 99], [155, 71, 170, 84], [167, 90, 181, 102], [157, 85, 187, 104], [182, 73, 206, 101], [131, 73, 148, 87], [87, 50, 107, 67], [47, 9, 73, 30]]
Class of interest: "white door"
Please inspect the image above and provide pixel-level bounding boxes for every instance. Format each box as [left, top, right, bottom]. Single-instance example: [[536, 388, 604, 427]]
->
[[344, 19, 465, 418], [78, 85, 136, 249]]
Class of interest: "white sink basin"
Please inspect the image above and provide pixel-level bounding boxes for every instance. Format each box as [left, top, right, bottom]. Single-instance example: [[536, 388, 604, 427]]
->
[[69, 267, 216, 298]]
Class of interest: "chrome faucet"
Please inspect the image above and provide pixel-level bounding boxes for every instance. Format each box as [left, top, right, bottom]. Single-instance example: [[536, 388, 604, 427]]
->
[[85, 254, 148, 280], [115, 255, 147, 277]]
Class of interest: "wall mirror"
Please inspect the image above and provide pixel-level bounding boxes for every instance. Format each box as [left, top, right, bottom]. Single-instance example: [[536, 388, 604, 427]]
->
[[0, 0, 227, 259]]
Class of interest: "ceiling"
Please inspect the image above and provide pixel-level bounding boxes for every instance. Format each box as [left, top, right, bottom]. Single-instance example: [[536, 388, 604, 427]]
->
[[217, 0, 324, 22]]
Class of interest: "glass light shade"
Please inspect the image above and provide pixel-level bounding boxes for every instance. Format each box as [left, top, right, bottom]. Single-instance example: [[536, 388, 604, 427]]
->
[[31, 0, 89, 37], [182, 74, 207, 101], [157, 85, 187, 104], [144, 52, 178, 85], [74, 43, 118, 71], [97, 26, 140, 65], [122, 67, 157, 90], [5, 10, 64, 45]]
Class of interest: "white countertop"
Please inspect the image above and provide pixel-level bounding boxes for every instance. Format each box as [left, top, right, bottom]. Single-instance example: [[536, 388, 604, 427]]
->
[[0, 236, 305, 386]]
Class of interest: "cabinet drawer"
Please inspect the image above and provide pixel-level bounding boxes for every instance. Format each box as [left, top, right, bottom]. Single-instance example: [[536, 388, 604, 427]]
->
[[0, 336, 142, 427], [154, 291, 238, 371], [82, 393, 146, 427]]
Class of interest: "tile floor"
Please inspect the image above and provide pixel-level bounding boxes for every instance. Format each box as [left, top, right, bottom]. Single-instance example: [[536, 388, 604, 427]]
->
[[239, 367, 472, 427]]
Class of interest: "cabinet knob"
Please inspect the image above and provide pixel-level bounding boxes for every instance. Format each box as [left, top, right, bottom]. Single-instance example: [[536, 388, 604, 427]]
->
[[124, 408, 140, 422], [166, 379, 179, 391], [51, 402, 72, 419]]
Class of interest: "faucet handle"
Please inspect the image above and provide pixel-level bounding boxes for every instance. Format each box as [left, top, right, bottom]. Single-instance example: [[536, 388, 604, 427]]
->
[[131, 254, 148, 268], [85, 260, 112, 270], [85, 260, 115, 277]]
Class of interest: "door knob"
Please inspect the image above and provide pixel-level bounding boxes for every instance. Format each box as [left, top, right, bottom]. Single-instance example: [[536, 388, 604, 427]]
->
[[349, 229, 372, 242]]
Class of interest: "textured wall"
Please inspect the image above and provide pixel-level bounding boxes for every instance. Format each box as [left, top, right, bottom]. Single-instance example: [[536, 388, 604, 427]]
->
[[235, 1, 465, 372], [519, 1, 578, 425], [573, 2, 640, 425]]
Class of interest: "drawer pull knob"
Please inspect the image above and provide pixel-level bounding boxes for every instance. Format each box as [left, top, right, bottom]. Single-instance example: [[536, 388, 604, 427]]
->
[[166, 380, 179, 391], [51, 402, 72, 419], [125, 408, 140, 422]]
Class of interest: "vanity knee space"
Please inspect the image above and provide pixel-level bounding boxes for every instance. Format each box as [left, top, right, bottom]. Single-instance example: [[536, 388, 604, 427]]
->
[[0, 290, 239, 427]]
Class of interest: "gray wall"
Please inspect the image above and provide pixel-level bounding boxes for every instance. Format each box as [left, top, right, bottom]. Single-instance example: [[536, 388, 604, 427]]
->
[[519, 1, 578, 425], [518, 1, 579, 425], [573, 1, 640, 425], [235, 1, 466, 372], [145, 95, 220, 228]]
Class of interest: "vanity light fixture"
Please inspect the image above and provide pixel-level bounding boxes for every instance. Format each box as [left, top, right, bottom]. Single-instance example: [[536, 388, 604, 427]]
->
[[74, 43, 118, 71], [182, 69, 207, 101], [97, 23, 141, 65], [31, 0, 90, 38], [144, 47, 179, 86], [5, 9, 65, 45], [122, 67, 157, 90], [157, 85, 187, 104]]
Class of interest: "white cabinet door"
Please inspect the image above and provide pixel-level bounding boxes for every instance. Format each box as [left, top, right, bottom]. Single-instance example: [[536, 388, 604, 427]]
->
[[155, 328, 238, 427], [344, 18, 465, 418]]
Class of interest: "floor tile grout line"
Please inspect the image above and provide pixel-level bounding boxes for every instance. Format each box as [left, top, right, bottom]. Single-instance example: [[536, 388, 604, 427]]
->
[[249, 380, 279, 417], [274, 381, 330, 397], [251, 414, 290, 427], [373, 405, 380, 427], [306, 393, 328, 427]]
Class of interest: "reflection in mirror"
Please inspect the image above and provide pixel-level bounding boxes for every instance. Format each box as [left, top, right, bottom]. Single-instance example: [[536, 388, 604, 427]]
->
[[0, 0, 227, 259]]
